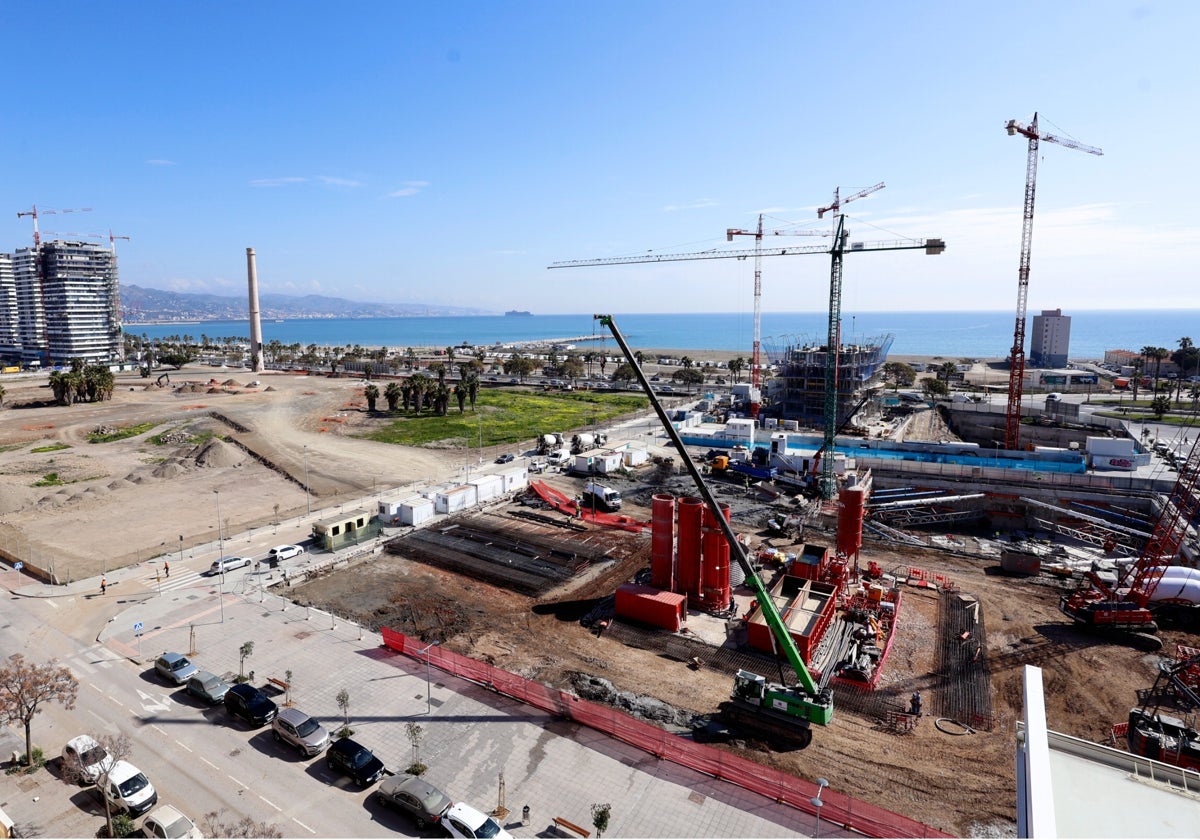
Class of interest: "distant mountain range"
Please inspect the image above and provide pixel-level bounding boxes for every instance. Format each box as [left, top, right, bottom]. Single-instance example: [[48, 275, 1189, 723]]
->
[[120, 284, 491, 323]]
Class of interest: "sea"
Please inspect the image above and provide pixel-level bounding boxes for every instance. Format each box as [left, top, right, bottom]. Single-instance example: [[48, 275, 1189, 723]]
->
[[123, 310, 1200, 361]]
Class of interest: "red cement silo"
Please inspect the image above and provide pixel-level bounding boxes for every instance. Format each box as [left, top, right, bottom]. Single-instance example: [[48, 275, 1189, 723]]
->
[[676, 497, 704, 599], [698, 503, 732, 611], [837, 485, 866, 559], [651, 493, 676, 590]]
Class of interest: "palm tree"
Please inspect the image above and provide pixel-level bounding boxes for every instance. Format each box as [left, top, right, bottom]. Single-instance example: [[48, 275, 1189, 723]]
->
[[633, 350, 646, 368], [384, 382, 402, 411], [465, 372, 479, 411], [454, 384, 467, 413], [680, 356, 694, 372], [364, 384, 380, 412], [1141, 346, 1169, 397], [728, 357, 745, 382]]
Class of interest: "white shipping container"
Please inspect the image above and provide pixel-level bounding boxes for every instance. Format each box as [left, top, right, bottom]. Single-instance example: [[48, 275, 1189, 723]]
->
[[399, 497, 435, 526], [469, 474, 504, 503], [497, 465, 529, 492], [622, 448, 650, 467], [434, 485, 477, 514]]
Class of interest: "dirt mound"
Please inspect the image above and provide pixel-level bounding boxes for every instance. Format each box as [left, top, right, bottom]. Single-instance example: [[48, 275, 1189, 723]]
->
[[264, 386, 276, 392], [177, 382, 207, 394], [152, 461, 186, 479], [223, 379, 240, 387], [192, 438, 244, 469]]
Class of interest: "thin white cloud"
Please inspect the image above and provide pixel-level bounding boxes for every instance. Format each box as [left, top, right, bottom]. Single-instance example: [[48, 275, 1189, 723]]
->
[[146, 159, 177, 167], [662, 198, 718, 212], [387, 181, 430, 198], [250, 177, 309, 187], [316, 176, 362, 188]]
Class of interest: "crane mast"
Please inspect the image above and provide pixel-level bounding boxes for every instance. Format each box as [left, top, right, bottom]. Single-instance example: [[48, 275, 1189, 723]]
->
[[725, 216, 829, 418], [1003, 114, 1102, 449]]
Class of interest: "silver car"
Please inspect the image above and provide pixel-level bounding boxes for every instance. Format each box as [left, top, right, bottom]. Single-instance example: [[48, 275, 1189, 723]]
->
[[271, 707, 330, 757], [207, 556, 250, 575]]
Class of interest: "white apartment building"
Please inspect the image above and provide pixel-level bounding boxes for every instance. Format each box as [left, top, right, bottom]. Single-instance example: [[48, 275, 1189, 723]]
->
[[1029, 308, 1071, 369], [5, 240, 122, 365]]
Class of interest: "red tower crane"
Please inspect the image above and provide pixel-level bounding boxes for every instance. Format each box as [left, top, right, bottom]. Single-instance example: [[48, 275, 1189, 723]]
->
[[16, 205, 93, 247], [1003, 114, 1101, 450], [725, 215, 829, 416]]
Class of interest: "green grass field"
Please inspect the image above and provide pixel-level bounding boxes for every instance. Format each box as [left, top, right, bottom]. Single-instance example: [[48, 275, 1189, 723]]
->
[[359, 389, 648, 447]]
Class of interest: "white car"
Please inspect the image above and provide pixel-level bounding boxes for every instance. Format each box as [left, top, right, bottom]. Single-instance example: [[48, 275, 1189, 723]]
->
[[268, 544, 304, 561], [99, 760, 157, 817], [62, 735, 114, 785], [443, 802, 513, 840], [141, 804, 202, 839], [207, 556, 251, 575]]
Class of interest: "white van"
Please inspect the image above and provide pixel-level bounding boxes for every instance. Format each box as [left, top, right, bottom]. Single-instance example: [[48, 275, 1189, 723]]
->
[[101, 760, 158, 816], [581, 482, 622, 512]]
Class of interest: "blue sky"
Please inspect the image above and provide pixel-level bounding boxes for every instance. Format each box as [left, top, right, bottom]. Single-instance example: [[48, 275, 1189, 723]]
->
[[2, 1, 1195, 315]]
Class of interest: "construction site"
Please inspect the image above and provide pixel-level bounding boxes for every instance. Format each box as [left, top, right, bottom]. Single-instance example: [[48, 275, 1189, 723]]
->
[[2, 118, 1197, 836]]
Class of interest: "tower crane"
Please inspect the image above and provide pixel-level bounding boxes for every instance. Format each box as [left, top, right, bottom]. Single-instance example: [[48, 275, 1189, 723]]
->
[[724, 215, 829, 417], [1003, 114, 1102, 450], [814, 184, 885, 497], [16, 205, 93, 248], [551, 189, 945, 500], [109, 230, 131, 254]]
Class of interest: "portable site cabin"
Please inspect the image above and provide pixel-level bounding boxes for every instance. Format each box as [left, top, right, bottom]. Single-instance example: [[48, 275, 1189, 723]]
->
[[622, 447, 650, 467], [496, 465, 529, 492], [311, 509, 381, 551], [399, 496, 435, 526], [434, 484, 477, 514], [468, 474, 504, 504], [572, 450, 624, 475], [378, 499, 405, 525]]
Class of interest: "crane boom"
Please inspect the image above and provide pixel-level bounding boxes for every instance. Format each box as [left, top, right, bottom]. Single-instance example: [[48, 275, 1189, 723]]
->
[[1003, 114, 1102, 449]]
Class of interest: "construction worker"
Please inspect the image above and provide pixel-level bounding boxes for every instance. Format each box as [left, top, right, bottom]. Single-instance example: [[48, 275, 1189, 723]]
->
[[100, 577, 107, 595], [910, 690, 923, 717]]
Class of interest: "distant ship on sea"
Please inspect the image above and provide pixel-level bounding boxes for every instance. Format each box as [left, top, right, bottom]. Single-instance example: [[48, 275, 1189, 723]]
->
[[505, 310, 533, 317]]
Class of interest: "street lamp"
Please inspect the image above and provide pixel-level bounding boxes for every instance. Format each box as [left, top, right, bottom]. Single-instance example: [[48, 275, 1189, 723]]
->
[[303, 445, 311, 517], [417, 640, 439, 715], [214, 490, 223, 556], [811, 777, 829, 838], [178, 534, 184, 566]]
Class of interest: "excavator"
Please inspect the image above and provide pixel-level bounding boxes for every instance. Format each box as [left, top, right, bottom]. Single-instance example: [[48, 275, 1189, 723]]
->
[[1059, 429, 1200, 651], [595, 314, 833, 749], [1125, 651, 1200, 770]]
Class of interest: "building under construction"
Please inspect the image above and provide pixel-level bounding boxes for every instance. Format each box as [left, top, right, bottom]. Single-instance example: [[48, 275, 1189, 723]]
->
[[764, 334, 893, 427]]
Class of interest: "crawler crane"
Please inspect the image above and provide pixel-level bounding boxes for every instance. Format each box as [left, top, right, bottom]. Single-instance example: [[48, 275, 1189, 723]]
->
[[596, 313, 832, 748]]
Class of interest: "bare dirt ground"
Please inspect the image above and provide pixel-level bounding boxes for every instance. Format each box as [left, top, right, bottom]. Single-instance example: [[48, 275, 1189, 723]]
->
[[0, 366, 1186, 837]]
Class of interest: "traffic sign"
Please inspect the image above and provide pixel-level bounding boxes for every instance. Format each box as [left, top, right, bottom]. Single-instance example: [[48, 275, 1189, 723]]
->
[[133, 621, 143, 636], [13, 562, 22, 571]]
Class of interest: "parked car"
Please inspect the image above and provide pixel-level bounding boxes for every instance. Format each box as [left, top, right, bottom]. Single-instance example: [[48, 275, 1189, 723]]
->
[[62, 735, 113, 785], [376, 773, 452, 830], [99, 760, 158, 817], [206, 556, 250, 576], [185, 671, 230, 704], [494, 453, 515, 464], [267, 544, 304, 562], [272, 707, 330, 757], [326, 736, 385, 787], [154, 652, 198, 686], [443, 802, 513, 840], [224, 683, 278, 727], [141, 804, 202, 839]]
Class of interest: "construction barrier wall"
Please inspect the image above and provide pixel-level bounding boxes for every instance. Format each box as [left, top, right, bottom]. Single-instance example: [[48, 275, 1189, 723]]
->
[[381, 627, 949, 839]]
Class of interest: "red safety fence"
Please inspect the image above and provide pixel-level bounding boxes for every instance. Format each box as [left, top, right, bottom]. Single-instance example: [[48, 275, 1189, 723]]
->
[[381, 627, 950, 838]]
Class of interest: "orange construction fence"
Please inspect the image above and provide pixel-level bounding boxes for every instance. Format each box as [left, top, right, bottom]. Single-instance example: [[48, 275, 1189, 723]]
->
[[381, 627, 949, 839]]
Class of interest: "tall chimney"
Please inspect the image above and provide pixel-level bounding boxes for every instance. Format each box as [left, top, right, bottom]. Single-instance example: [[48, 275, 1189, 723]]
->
[[246, 247, 264, 373]]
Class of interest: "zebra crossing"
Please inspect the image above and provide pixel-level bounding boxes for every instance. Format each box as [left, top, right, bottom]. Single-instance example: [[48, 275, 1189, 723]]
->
[[127, 566, 221, 594]]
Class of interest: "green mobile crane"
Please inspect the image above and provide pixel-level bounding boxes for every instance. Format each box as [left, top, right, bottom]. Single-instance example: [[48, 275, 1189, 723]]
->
[[596, 314, 833, 748]]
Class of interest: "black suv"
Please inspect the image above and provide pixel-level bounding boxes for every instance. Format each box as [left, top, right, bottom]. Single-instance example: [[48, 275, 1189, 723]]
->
[[224, 683, 278, 728], [327, 736, 385, 787]]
